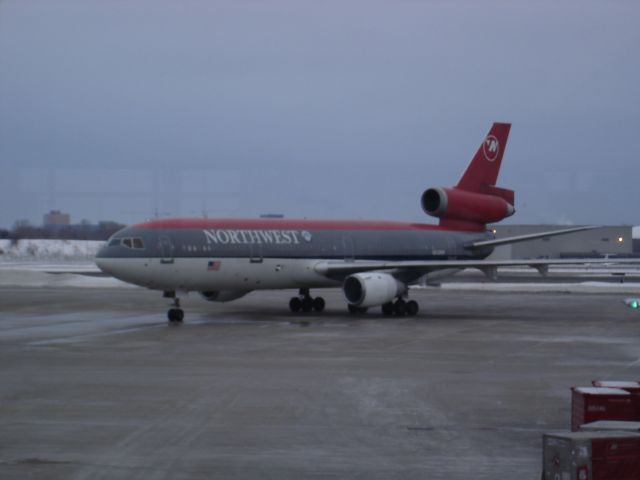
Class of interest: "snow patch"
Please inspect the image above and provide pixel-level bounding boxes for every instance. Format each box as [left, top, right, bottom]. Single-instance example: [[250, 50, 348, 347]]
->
[[0, 239, 103, 262], [573, 387, 630, 395], [0, 267, 134, 288], [420, 281, 640, 294]]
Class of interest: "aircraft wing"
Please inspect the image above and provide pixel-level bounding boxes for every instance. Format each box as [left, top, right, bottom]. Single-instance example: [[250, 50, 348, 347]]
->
[[314, 225, 633, 279], [314, 258, 640, 279]]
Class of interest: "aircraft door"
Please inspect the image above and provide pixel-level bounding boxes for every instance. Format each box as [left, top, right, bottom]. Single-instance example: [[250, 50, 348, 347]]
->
[[447, 236, 457, 259], [250, 243, 263, 263], [343, 236, 355, 262], [158, 235, 175, 264]]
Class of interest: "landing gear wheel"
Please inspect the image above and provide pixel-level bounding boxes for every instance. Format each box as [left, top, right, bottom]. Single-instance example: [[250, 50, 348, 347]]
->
[[301, 296, 313, 313], [289, 297, 302, 312], [394, 299, 407, 316], [406, 300, 419, 316], [348, 305, 368, 315], [381, 302, 394, 316], [290, 289, 326, 314], [166, 293, 184, 323], [168, 308, 184, 323], [312, 297, 325, 312]]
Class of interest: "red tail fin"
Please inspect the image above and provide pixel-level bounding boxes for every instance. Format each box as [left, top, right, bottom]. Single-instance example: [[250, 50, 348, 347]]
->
[[421, 123, 515, 231], [456, 122, 511, 193]]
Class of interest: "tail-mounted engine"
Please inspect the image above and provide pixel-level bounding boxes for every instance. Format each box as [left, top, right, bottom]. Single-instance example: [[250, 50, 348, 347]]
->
[[421, 122, 514, 231], [421, 186, 514, 231]]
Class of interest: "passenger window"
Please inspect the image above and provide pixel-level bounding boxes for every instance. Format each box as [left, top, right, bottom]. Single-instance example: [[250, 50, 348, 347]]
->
[[132, 238, 144, 249], [122, 238, 133, 248], [109, 238, 121, 247]]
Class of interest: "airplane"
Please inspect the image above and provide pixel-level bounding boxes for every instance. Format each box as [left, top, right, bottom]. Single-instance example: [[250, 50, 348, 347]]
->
[[95, 122, 605, 322]]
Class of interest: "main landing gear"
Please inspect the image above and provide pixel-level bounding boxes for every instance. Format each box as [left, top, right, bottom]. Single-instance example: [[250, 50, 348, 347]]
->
[[348, 297, 419, 316], [289, 288, 325, 313], [348, 304, 368, 315], [164, 291, 184, 323], [380, 298, 419, 317]]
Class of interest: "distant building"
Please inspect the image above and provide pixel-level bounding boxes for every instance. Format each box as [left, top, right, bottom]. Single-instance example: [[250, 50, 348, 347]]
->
[[14, 219, 31, 229], [43, 210, 70, 227], [489, 224, 633, 259]]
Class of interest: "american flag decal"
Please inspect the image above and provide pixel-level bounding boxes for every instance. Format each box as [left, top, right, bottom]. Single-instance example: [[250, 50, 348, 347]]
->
[[207, 260, 221, 271]]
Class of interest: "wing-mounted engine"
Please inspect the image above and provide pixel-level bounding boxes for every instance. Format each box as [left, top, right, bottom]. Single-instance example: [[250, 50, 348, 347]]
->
[[343, 272, 407, 308], [421, 186, 514, 231], [200, 290, 250, 303]]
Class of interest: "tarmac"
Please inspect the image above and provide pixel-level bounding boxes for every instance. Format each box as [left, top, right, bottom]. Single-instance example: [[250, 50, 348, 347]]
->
[[1, 279, 640, 479]]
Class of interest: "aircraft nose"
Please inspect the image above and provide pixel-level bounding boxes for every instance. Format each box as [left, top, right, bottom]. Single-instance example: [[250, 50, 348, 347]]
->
[[94, 255, 112, 276], [95, 244, 107, 259], [95, 245, 116, 276]]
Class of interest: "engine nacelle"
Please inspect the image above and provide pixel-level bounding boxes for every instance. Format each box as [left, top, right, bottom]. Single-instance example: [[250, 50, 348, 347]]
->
[[200, 290, 250, 303], [421, 187, 514, 225], [343, 272, 407, 308]]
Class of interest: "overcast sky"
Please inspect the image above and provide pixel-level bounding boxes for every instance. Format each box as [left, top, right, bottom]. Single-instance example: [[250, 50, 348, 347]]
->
[[1, 0, 639, 228]]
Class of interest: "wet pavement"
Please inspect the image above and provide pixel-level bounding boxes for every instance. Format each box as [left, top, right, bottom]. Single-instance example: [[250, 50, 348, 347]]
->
[[1, 285, 640, 479]]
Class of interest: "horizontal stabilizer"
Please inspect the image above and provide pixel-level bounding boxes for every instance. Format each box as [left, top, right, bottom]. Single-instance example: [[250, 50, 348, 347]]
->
[[314, 255, 640, 279], [467, 226, 598, 250]]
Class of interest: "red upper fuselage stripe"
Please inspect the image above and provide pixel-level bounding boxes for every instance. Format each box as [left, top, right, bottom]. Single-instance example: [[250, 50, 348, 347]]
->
[[134, 218, 448, 231]]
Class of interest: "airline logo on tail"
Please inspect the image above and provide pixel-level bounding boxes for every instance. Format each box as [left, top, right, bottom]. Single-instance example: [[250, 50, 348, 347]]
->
[[483, 135, 499, 162]]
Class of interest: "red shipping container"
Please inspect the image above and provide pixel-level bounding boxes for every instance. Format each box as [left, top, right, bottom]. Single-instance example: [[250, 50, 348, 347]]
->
[[543, 431, 640, 480], [592, 434, 640, 480], [593, 381, 640, 419], [571, 387, 636, 431]]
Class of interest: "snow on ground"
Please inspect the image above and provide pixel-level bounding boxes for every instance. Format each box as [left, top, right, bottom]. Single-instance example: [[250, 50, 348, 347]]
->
[[0, 268, 134, 288], [1, 263, 639, 292], [0, 239, 104, 262], [429, 281, 640, 294], [0, 239, 128, 288], [0, 239, 639, 292]]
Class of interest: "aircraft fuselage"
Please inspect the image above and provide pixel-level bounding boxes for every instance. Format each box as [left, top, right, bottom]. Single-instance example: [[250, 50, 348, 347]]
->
[[96, 218, 493, 292]]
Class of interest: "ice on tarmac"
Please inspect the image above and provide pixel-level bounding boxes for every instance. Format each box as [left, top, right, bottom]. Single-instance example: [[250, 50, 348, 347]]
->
[[435, 281, 640, 294]]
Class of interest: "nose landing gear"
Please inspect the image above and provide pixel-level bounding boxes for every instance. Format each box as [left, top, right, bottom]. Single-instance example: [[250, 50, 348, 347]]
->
[[168, 307, 184, 323], [164, 291, 184, 323]]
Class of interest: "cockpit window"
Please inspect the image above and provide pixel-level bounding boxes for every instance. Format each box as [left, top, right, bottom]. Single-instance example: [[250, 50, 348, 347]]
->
[[120, 237, 145, 249], [108, 238, 121, 247]]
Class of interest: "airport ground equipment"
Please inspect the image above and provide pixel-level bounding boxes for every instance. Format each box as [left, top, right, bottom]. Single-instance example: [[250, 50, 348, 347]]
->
[[542, 431, 640, 480], [592, 381, 640, 419], [571, 387, 636, 431]]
